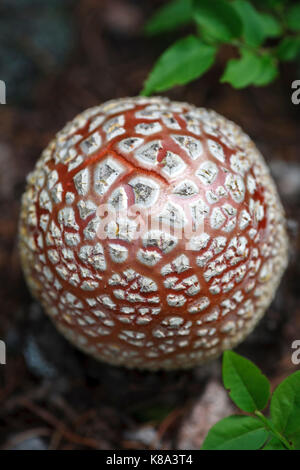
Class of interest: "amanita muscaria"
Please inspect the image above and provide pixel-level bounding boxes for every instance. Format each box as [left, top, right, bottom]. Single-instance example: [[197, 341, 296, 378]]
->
[[19, 97, 288, 369]]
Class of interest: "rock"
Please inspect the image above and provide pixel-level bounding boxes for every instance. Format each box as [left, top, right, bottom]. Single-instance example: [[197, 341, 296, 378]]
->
[[176, 380, 235, 450], [123, 425, 157, 447], [270, 160, 300, 200], [12, 436, 48, 451], [102, 0, 143, 36]]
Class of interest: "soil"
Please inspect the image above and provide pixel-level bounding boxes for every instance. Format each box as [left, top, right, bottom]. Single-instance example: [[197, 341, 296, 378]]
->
[[0, 0, 299, 450]]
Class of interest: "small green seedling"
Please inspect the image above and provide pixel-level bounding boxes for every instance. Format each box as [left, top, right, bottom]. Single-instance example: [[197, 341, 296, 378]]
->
[[201, 351, 300, 450], [142, 0, 300, 95]]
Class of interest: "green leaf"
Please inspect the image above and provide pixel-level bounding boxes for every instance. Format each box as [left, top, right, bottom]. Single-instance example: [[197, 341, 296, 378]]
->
[[270, 371, 300, 448], [194, 0, 243, 42], [232, 0, 265, 46], [141, 35, 216, 96], [222, 351, 270, 412], [232, 1, 282, 47], [252, 55, 278, 86], [259, 13, 282, 37], [221, 50, 278, 88], [277, 37, 300, 61], [256, 0, 288, 8], [221, 49, 259, 88], [145, 0, 193, 35], [286, 4, 300, 32], [202, 415, 269, 450], [262, 437, 287, 450]]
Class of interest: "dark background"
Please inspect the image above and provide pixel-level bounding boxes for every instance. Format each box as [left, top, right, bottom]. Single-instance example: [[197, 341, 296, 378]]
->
[[0, 0, 299, 450]]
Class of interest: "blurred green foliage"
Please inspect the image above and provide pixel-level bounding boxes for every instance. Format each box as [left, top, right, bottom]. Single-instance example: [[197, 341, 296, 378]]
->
[[142, 0, 300, 95]]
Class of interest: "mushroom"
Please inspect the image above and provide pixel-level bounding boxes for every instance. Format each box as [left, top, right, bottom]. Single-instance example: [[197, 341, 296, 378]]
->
[[19, 97, 288, 369]]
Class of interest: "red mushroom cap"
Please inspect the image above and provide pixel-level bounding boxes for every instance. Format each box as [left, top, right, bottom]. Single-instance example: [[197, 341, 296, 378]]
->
[[19, 97, 288, 369]]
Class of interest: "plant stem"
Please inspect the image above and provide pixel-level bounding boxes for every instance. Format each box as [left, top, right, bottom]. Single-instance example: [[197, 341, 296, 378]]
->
[[254, 410, 293, 450], [230, 39, 271, 56]]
